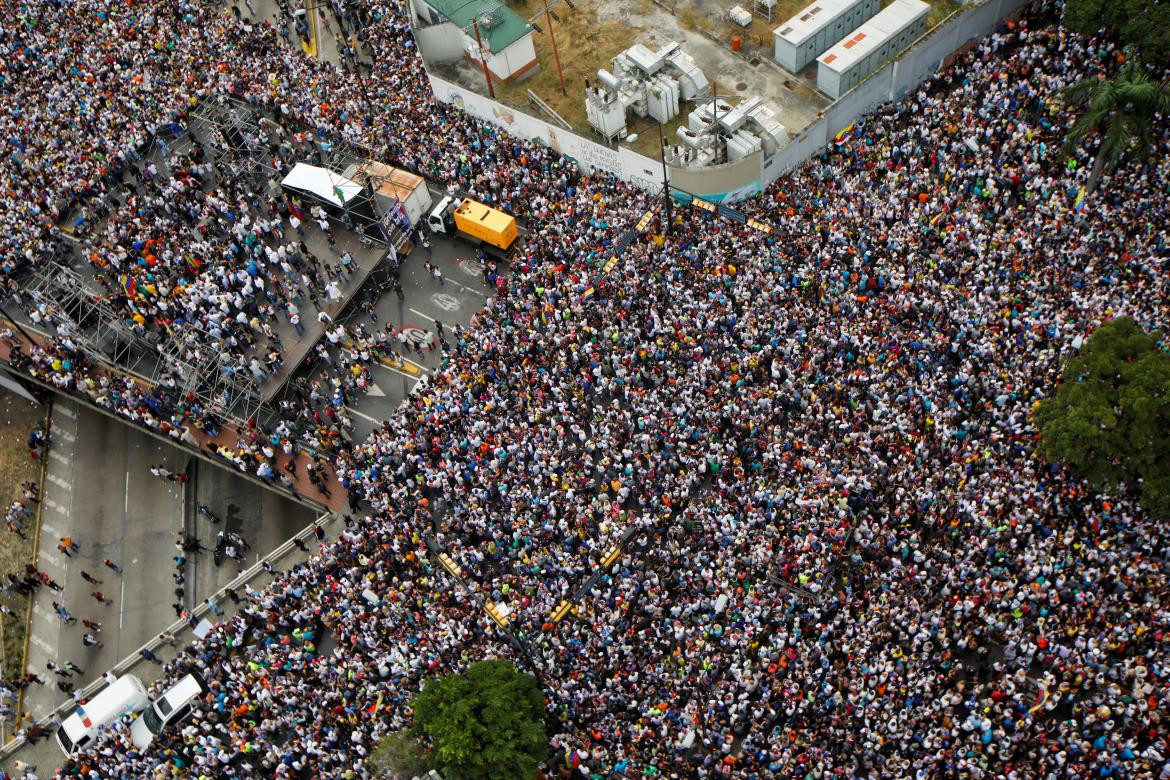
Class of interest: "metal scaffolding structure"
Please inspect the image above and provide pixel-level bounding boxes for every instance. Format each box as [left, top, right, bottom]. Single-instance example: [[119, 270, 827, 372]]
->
[[188, 97, 278, 184], [15, 261, 269, 422], [322, 136, 416, 255]]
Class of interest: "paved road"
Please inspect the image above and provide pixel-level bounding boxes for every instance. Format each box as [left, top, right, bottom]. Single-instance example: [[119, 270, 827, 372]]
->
[[343, 229, 498, 441], [19, 400, 315, 729]]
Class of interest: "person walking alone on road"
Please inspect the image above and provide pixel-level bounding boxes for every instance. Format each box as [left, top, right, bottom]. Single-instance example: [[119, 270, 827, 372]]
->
[[52, 602, 76, 625], [91, 591, 113, 606], [81, 633, 102, 649], [82, 619, 101, 632], [102, 558, 122, 574]]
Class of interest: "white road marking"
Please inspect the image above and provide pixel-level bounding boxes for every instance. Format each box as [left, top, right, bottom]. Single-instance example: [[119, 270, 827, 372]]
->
[[49, 450, 69, 464], [50, 426, 76, 442], [365, 383, 386, 398], [119, 579, 125, 629], [31, 634, 56, 655], [40, 550, 67, 570], [47, 474, 71, 490], [373, 362, 425, 382], [444, 277, 487, 297], [346, 406, 382, 425], [431, 292, 462, 311], [40, 522, 60, 538], [408, 308, 434, 321], [55, 404, 77, 418], [125, 471, 130, 514]]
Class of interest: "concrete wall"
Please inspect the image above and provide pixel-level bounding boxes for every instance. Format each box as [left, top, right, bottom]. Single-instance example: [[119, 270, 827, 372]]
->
[[486, 35, 537, 81], [427, 73, 663, 188], [763, 0, 1033, 187], [415, 23, 466, 63], [667, 153, 762, 203]]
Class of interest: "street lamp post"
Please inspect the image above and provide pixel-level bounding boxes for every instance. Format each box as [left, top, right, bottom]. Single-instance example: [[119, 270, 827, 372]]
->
[[656, 123, 672, 235]]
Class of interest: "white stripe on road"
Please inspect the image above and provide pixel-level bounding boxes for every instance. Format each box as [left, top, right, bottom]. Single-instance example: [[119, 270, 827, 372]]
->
[[444, 278, 487, 297], [124, 471, 130, 515], [50, 426, 76, 442], [30, 633, 56, 656], [47, 474, 71, 490], [346, 407, 382, 425], [55, 404, 77, 418], [40, 522, 60, 538], [49, 450, 69, 464], [39, 550, 65, 569], [373, 362, 426, 382], [408, 308, 434, 321]]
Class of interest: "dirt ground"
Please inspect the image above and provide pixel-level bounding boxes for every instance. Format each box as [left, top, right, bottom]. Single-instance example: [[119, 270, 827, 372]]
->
[[478, 0, 963, 157], [0, 388, 47, 683]]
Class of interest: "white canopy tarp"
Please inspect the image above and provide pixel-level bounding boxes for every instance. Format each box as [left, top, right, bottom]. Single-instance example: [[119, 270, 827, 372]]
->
[[281, 163, 363, 208]]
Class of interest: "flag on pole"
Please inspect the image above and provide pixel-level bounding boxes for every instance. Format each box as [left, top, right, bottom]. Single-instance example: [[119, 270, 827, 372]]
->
[[1073, 186, 1086, 212]]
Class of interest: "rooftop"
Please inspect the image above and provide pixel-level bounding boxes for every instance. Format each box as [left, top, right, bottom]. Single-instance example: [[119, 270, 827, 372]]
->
[[423, 0, 533, 53]]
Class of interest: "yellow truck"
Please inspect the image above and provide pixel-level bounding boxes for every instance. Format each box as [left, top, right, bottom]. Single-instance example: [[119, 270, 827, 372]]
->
[[426, 196, 518, 256]]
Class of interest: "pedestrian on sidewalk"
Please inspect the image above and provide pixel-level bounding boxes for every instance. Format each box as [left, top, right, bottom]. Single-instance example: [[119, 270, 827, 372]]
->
[[40, 573, 62, 592], [103, 558, 122, 574], [139, 649, 163, 665], [206, 597, 224, 617]]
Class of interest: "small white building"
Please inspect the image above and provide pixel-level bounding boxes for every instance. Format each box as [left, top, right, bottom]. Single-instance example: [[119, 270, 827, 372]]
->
[[773, 0, 880, 74], [412, 0, 537, 83], [816, 0, 929, 98]]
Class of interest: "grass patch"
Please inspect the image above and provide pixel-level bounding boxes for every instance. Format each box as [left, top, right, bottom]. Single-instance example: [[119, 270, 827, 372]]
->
[[495, 0, 641, 130], [0, 390, 45, 683]]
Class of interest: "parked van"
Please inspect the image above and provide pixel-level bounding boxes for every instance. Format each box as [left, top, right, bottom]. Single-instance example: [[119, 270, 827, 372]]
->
[[129, 673, 207, 749], [56, 674, 150, 756]]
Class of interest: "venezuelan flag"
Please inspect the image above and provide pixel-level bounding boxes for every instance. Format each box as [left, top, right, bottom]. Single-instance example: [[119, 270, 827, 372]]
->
[[1073, 186, 1086, 212], [121, 274, 136, 298]]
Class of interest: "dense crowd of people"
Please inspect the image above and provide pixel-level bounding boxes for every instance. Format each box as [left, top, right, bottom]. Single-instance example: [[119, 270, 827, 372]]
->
[[1, 0, 1169, 777]]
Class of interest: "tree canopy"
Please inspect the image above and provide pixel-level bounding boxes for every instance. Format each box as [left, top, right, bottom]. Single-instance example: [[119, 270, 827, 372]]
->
[[1061, 50, 1170, 193], [1034, 318, 1170, 518], [1063, 0, 1170, 64], [412, 660, 547, 780]]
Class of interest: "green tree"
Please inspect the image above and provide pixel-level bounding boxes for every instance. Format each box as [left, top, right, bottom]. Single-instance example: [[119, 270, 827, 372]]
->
[[367, 732, 432, 779], [1063, 0, 1170, 65], [412, 660, 547, 780], [1034, 318, 1170, 518], [1061, 50, 1170, 194]]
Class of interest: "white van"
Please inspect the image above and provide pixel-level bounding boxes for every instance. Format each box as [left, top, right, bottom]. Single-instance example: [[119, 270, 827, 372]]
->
[[55, 674, 150, 756], [129, 673, 207, 749]]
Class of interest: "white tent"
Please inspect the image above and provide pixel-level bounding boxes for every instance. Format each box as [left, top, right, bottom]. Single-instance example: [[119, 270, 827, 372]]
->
[[280, 163, 363, 208]]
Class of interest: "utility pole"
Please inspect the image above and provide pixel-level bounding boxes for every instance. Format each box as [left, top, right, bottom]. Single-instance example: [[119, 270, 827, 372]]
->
[[472, 17, 496, 99], [543, 0, 566, 96], [656, 123, 672, 235]]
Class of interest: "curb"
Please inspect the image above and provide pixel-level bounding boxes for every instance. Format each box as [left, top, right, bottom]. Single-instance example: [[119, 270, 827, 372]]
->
[[13, 398, 52, 731]]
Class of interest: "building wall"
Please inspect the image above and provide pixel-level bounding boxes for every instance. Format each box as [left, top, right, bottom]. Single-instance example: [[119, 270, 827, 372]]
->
[[414, 22, 467, 62], [486, 34, 537, 81]]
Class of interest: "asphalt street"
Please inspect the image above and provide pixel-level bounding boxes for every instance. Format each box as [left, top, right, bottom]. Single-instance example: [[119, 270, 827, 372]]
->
[[19, 400, 314, 729], [340, 229, 498, 441]]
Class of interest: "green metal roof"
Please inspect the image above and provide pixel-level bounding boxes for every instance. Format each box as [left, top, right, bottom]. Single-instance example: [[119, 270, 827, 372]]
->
[[425, 0, 533, 54]]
